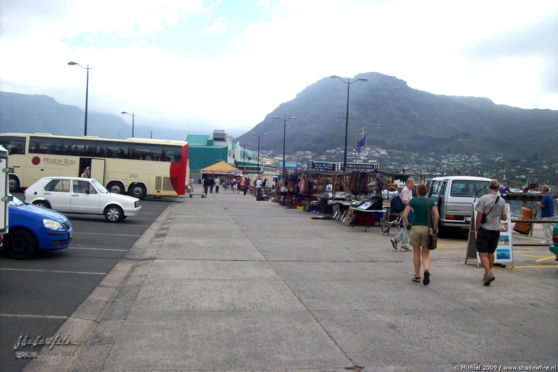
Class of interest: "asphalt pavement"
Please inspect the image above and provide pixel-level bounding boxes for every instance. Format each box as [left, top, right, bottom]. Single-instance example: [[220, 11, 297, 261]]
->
[[0, 195, 173, 372], [17, 191, 558, 371]]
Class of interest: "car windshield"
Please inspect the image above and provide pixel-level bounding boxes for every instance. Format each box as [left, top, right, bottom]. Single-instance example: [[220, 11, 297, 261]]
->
[[91, 179, 109, 194], [9, 196, 24, 207], [450, 180, 490, 197]]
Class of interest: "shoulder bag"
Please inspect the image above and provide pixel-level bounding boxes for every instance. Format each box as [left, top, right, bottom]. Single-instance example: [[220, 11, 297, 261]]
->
[[480, 195, 500, 224], [427, 198, 437, 250]]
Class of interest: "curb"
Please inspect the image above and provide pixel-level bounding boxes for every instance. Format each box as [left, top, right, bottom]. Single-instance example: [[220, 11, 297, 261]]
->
[[23, 200, 179, 372]]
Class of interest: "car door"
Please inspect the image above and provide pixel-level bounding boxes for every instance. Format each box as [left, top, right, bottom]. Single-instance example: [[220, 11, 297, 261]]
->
[[43, 179, 71, 212], [70, 180, 100, 214]]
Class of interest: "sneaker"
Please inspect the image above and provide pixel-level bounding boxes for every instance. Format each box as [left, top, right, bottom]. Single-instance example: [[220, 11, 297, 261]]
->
[[400, 246, 410, 251], [390, 238, 398, 250], [483, 273, 495, 286], [423, 270, 430, 286]]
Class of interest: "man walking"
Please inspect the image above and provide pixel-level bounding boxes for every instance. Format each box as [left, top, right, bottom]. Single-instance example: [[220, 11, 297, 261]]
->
[[256, 176, 263, 199], [537, 185, 555, 244], [214, 177, 221, 194], [475, 179, 507, 286], [391, 178, 415, 251]]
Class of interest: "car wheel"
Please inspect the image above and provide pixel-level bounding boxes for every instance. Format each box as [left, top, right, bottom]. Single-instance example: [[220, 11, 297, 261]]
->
[[104, 205, 123, 223], [129, 184, 146, 199], [4, 229, 37, 259], [33, 200, 51, 209], [107, 182, 124, 194], [9, 176, 20, 193]]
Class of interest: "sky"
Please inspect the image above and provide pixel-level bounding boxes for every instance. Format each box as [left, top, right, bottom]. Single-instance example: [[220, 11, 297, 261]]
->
[[1, 0, 557, 137]]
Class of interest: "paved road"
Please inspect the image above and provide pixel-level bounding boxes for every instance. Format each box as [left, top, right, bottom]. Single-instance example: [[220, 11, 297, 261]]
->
[[21, 192, 558, 371], [0, 194, 173, 372]]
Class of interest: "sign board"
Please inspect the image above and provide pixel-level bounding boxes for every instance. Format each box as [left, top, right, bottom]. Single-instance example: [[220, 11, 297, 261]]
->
[[308, 161, 336, 172], [339, 162, 379, 172], [466, 203, 513, 266]]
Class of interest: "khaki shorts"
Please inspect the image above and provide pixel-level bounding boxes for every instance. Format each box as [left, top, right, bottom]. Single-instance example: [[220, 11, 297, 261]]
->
[[409, 225, 429, 248]]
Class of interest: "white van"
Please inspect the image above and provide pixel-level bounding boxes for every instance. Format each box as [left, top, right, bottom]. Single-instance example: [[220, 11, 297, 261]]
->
[[426, 176, 491, 232]]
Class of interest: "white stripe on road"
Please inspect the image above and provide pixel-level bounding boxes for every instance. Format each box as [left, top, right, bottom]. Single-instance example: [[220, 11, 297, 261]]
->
[[0, 313, 68, 320], [72, 232, 141, 237], [70, 247, 127, 252], [0, 268, 105, 275]]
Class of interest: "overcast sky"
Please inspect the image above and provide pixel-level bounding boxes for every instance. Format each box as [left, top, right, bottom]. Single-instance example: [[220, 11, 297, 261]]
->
[[1, 0, 557, 136]]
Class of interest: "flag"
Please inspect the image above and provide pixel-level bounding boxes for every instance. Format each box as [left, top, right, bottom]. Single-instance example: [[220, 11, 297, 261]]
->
[[356, 134, 366, 153]]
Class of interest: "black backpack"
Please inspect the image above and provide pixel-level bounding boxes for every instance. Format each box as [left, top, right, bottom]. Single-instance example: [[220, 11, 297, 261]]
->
[[390, 196, 405, 213]]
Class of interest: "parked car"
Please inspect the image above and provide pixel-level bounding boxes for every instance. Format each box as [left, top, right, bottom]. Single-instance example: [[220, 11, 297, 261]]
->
[[1, 196, 72, 259], [24, 177, 141, 222], [426, 176, 491, 233]]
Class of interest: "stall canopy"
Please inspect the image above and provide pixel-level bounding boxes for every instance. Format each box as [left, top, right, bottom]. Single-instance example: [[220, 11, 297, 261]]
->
[[200, 161, 241, 175]]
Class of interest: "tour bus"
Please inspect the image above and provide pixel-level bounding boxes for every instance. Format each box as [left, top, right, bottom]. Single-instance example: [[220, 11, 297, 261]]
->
[[0, 133, 189, 199]]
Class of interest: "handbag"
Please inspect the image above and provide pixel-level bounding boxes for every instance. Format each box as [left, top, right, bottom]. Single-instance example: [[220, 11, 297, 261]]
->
[[480, 195, 500, 224], [427, 199, 437, 250]]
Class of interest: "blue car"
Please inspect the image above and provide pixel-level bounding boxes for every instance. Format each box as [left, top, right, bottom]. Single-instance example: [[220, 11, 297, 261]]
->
[[2, 196, 72, 259]]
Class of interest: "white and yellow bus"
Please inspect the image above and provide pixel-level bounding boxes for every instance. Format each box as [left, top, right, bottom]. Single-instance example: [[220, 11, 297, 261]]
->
[[0, 133, 189, 199]]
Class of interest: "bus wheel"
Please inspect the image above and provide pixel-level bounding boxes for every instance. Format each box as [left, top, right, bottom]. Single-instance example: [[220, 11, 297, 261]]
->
[[104, 205, 123, 223], [129, 184, 146, 199], [107, 182, 124, 194], [9, 175, 20, 193], [5, 229, 37, 259]]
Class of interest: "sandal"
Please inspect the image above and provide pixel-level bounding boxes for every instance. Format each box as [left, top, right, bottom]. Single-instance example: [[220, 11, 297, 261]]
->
[[411, 275, 421, 283]]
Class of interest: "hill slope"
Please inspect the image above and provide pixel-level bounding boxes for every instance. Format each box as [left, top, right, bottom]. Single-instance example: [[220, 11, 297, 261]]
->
[[238, 72, 558, 157]]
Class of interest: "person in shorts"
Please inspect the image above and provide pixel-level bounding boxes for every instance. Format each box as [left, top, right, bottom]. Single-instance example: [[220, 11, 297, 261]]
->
[[403, 183, 439, 286], [475, 179, 507, 286]]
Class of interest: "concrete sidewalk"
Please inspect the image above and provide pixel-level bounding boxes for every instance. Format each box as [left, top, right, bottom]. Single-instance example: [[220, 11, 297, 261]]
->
[[26, 193, 557, 371]]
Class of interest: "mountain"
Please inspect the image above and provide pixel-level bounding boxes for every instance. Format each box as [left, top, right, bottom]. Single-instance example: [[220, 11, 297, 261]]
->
[[0, 92, 188, 141], [238, 72, 558, 158]]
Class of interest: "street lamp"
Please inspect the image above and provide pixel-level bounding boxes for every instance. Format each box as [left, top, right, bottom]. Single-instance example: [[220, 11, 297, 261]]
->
[[251, 134, 267, 175], [121, 112, 136, 138], [273, 115, 296, 175], [67, 61, 93, 136], [330, 75, 367, 172]]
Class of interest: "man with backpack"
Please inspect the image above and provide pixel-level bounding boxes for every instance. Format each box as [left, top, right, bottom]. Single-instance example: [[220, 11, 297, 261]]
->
[[391, 178, 415, 251]]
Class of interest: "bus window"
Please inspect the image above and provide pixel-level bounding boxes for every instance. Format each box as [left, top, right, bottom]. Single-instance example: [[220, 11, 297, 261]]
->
[[0, 136, 26, 155], [30, 137, 63, 154], [62, 139, 97, 157], [130, 143, 162, 161], [162, 145, 181, 162]]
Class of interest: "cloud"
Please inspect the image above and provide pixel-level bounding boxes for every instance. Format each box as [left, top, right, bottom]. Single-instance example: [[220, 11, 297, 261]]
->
[[1, 0, 557, 134], [204, 16, 227, 35]]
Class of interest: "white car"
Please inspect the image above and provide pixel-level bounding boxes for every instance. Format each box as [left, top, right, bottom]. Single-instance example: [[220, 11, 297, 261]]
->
[[24, 177, 141, 223]]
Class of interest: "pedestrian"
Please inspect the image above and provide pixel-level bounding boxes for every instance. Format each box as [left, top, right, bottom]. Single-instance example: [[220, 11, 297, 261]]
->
[[243, 177, 249, 195], [256, 176, 263, 199], [80, 166, 91, 178], [232, 178, 238, 193], [203, 176, 210, 196], [391, 178, 415, 251], [403, 183, 439, 285], [475, 179, 507, 286], [214, 177, 221, 194], [536, 185, 554, 244], [209, 177, 215, 193]]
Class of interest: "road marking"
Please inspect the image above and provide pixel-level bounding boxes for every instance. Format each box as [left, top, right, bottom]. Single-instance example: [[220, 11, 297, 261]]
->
[[0, 268, 105, 275], [437, 244, 463, 249], [70, 247, 127, 252], [72, 232, 140, 237], [511, 265, 558, 269], [515, 253, 549, 258], [536, 256, 558, 263], [0, 313, 68, 320]]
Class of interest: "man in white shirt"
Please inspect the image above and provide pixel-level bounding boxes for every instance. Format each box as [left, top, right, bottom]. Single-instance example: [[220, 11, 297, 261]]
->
[[214, 177, 221, 193], [256, 176, 263, 199], [391, 178, 415, 251]]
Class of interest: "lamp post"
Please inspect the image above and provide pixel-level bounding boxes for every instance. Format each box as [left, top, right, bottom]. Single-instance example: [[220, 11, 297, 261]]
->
[[330, 75, 367, 172], [251, 134, 267, 175], [121, 112, 135, 138], [67, 61, 92, 136], [273, 116, 296, 175]]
